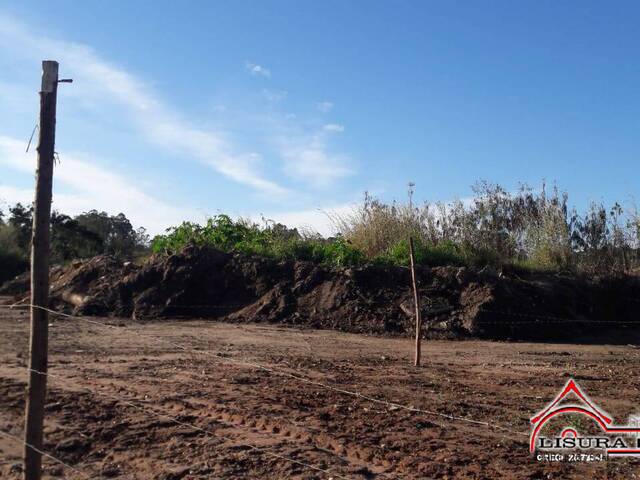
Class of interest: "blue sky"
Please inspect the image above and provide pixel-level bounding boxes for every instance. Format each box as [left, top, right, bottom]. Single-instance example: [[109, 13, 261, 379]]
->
[[0, 1, 639, 234]]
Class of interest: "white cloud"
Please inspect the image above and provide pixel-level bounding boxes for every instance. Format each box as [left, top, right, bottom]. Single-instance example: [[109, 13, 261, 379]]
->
[[271, 116, 353, 187], [0, 13, 363, 229], [323, 123, 344, 133], [277, 131, 353, 187], [0, 135, 200, 234], [0, 16, 288, 198], [245, 61, 271, 78], [262, 88, 288, 102], [0, 185, 33, 208], [249, 202, 357, 237], [317, 101, 333, 113], [0, 80, 35, 115]]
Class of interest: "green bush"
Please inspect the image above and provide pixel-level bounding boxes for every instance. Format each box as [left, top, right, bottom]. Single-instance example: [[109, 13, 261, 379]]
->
[[462, 246, 503, 268], [508, 258, 558, 274], [0, 250, 28, 284], [151, 215, 363, 267], [151, 216, 270, 255], [424, 241, 466, 266], [376, 239, 465, 267], [0, 224, 28, 283], [321, 237, 363, 267], [150, 179, 640, 275], [151, 213, 496, 270]]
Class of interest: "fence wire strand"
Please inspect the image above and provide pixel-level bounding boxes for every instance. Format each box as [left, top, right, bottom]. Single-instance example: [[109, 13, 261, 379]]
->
[[1, 303, 529, 440], [0, 429, 92, 479], [1, 281, 637, 476], [477, 308, 640, 325], [21, 367, 355, 480]]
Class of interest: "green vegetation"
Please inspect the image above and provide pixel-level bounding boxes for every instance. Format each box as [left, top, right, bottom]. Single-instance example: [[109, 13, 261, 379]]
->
[[371, 239, 466, 267], [151, 215, 362, 267], [0, 205, 149, 284], [2, 180, 639, 284], [152, 181, 640, 275], [340, 181, 640, 274]]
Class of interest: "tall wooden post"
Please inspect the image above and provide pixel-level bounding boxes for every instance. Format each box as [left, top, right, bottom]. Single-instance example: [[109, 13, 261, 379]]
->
[[24, 60, 58, 480], [408, 237, 422, 367]]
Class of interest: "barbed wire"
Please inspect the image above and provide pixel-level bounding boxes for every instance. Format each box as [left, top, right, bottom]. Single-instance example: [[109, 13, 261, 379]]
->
[[3, 301, 637, 326], [20, 367, 357, 480], [4, 298, 639, 323], [1, 310, 384, 478], [0, 429, 93, 479], [1, 303, 529, 440], [477, 308, 639, 325]]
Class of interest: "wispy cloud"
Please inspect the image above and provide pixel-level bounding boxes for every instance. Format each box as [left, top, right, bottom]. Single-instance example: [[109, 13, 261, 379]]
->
[[247, 202, 357, 237], [275, 125, 353, 187], [262, 88, 287, 102], [0, 185, 32, 210], [317, 101, 333, 113], [0, 135, 199, 234], [0, 16, 289, 198], [245, 61, 271, 78], [323, 123, 344, 133], [0, 13, 362, 231]]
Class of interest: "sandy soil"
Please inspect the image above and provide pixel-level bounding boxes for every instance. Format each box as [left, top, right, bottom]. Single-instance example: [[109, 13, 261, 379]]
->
[[1, 304, 639, 479]]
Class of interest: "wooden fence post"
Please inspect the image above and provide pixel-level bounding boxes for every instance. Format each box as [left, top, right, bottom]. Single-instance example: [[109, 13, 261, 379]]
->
[[408, 237, 422, 367], [24, 60, 59, 480]]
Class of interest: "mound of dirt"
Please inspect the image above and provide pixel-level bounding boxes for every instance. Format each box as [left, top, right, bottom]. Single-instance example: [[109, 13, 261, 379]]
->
[[2, 245, 639, 341], [0, 271, 30, 296]]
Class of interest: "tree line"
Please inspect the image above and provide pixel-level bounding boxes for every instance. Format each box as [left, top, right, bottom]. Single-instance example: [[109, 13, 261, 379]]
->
[[0, 204, 149, 283], [3, 181, 639, 286], [151, 181, 640, 276]]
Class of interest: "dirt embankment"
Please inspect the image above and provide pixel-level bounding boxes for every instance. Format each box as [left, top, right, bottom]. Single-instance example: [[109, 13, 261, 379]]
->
[[2, 245, 639, 341]]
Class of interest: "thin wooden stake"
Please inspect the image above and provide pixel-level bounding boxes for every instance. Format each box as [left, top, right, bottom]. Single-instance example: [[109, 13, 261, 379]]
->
[[408, 237, 422, 367], [24, 60, 59, 480]]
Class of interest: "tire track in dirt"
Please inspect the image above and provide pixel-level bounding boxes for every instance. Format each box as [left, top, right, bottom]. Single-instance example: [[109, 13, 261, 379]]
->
[[75, 354, 529, 446], [0, 369, 392, 479], [65, 359, 532, 478], [87, 369, 395, 477], [3, 311, 640, 479]]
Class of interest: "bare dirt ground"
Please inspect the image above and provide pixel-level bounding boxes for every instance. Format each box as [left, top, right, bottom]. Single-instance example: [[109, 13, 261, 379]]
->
[[1, 303, 639, 479]]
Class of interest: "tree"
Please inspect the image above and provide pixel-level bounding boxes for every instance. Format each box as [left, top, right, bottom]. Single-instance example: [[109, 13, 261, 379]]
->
[[50, 212, 104, 262], [75, 210, 146, 257], [8, 203, 33, 251], [0, 206, 28, 283]]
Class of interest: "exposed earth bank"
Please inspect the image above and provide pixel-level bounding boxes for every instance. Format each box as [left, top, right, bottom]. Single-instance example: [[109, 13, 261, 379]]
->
[[2, 245, 639, 341]]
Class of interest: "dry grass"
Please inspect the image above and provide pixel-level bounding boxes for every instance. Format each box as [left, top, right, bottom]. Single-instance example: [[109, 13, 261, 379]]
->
[[329, 182, 640, 274]]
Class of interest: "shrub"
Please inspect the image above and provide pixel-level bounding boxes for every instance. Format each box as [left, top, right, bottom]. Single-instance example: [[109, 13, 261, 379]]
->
[[321, 237, 363, 267], [151, 181, 640, 275], [328, 193, 425, 259], [375, 239, 464, 267], [0, 224, 28, 283], [151, 216, 363, 267], [0, 250, 28, 284]]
